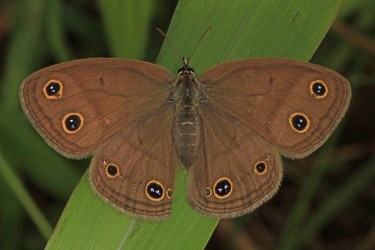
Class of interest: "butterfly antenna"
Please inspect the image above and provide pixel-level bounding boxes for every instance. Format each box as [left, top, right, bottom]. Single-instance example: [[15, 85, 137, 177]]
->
[[156, 27, 183, 61], [189, 26, 212, 61]]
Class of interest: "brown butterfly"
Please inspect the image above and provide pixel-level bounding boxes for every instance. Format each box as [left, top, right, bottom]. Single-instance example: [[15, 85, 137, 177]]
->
[[20, 31, 351, 220]]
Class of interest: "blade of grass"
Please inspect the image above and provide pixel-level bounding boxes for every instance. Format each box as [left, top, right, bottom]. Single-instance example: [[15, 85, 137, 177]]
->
[[45, 0, 344, 249], [98, 0, 155, 59], [1, 0, 45, 109], [296, 156, 375, 248], [0, 179, 24, 250], [45, 0, 74, 62], [277, 127, 343, 250], [0, 105, 81, 200], [0, 151, 52, 240]]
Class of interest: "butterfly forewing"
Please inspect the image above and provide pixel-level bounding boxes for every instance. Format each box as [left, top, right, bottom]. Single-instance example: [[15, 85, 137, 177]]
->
[[20, 58, 175, 158], [198, 58, 351, 158]]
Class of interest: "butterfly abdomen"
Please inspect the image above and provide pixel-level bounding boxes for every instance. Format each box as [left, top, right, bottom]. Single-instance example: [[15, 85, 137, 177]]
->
[[174, 74, 200, 168], [175, 109, 200, 169]]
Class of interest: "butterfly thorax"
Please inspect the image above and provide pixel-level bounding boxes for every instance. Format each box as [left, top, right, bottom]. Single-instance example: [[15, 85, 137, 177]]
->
[[174, 69, 201, 169]]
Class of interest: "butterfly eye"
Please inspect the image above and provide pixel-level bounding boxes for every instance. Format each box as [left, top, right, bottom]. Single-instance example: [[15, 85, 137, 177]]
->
[[289, 112, 310, 133], [254, 161, 267, 175], [213, 177, 233, 199], [62, 113, 84, 133], [310, 80, 328, 99], [43, 80, 63, 99], [105, 164, 120, 178], [177, 67, 195, 75], [166, 188, 173, 199], [145, 180, 165, 201]]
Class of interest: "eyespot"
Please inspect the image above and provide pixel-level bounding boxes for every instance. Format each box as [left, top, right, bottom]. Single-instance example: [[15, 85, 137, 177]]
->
[[167, 188, 173, 199], [145, 180, 165, 201], [289, 112, 310, 133], [105, 164, 120, 178], [62, 113, 84, 133], [254, 161, 267, 175], [310, 80, 328, 99], [43, 80, 63, 99], [205, 187, 212, 198], [213, 177, 233, 199]]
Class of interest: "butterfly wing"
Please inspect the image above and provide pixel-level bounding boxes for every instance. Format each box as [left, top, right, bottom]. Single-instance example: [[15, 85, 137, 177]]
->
[[188, 58, 350, 217], [89, 104, 177, 220], [198, 58, 351, 158], [20, 58, 175, 158], [187, 103, 282, 218]]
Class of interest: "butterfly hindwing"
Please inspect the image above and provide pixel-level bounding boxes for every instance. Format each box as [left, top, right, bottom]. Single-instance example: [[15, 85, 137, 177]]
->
[[90, 105, 178, 220], [187, 102, 282, 218]]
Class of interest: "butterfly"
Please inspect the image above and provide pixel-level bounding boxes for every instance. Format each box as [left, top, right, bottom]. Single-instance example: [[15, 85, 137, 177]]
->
[[20, 30, 351, 220]]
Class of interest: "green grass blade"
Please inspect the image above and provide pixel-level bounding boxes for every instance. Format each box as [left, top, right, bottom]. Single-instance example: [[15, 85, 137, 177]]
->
[[295, 156, 375, 247], [45, 0, 344, 249], [98, 0, 155, 59], [1, 0, 45, 109], [0, 180, 24, 250], [0, 105, 81, 200], [45, 0, 74, 62], [0, 151, 52, 240], [277, 130, 341, 250], [46, 170, 217, 249]]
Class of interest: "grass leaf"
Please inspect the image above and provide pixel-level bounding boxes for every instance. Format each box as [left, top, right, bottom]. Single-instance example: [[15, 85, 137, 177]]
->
[[44, 0, 344, 248]]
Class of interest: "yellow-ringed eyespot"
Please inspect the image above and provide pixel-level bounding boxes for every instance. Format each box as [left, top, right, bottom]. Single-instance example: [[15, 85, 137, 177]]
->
[[254, 161, 267, 175], [166, 188, 173, 199], [62, 113, 84, 133], [43, 80, 63, 99], [105, 164, 120, 178], [213, 177, 233, 199], [289, 112, 310, 133], [310, 80, 328, 99], [145, 180, 165, 201]]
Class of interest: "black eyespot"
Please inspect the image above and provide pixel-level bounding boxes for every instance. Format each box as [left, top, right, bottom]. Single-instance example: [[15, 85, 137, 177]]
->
[[167, 189, 173, 199], [44, 80, 63, 99], [310, 80, 328, 99], [255, 161, 267, 175], [289, 113, 310, 133], [63, 113, 83, 133], [46, 81, 60, 95], [106, 164, 119, 177], [146, 181, 164, 201], [312, 82, 326, 96], [214, 178, 232, 199], [205, 188, 211, 197]]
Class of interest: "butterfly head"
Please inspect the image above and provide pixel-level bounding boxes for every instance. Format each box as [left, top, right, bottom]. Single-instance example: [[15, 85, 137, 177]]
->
[[156, 26, 212, 78], [178, 57, 195, 76]]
